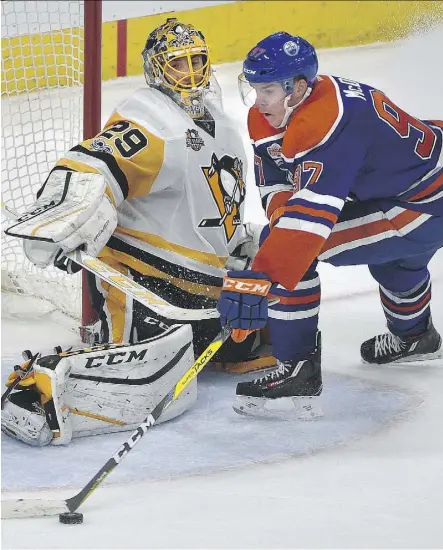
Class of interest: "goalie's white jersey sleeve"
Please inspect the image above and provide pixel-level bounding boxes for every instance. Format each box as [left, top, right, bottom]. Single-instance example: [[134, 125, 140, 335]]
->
[[56, 87, 248, 298]]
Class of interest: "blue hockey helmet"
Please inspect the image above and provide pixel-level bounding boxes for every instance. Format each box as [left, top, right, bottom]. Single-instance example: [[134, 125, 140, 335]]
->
[[242, 32, 318, 93]]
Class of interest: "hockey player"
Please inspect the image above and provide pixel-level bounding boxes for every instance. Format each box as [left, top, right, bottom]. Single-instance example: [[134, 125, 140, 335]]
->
[[217, 32, 443, 418], [2, 18, 266, 446]]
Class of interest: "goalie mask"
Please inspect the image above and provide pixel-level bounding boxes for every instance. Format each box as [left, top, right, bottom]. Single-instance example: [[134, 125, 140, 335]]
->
[[142, 18, 211, 119]]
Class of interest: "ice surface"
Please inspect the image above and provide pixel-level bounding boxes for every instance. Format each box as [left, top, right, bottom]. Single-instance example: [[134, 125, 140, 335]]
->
[[1, 365, 420, 492], [1, 26, 443, 549]]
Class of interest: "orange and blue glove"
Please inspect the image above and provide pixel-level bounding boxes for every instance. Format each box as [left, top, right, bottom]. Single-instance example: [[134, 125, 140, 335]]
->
[[217, 270, 272, 343]]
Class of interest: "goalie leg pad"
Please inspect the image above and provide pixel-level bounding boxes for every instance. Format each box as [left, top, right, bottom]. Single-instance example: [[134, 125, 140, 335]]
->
[[1, 325, 195, 446], [67, 324, 195, 438]]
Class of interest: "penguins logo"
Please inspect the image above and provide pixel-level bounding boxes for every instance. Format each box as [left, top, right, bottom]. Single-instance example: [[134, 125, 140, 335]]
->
[[199, 153, 245, 242]]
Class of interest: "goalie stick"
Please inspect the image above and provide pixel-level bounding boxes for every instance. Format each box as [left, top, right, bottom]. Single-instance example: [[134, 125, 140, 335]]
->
[[1, 324, 232, 519], [2, 203, 275, 518], [1, 351, 40, 409], [70, 250, 219, 321], [1, 202, 219, 321]]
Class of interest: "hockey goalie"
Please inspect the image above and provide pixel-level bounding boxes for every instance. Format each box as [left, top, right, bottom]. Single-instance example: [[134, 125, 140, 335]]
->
[[2, 18, 268, 446]]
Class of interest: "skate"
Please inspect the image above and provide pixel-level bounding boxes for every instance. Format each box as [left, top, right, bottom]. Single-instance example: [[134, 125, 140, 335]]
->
[[360, 318, 442, 365], [233, 333, 323, 419]]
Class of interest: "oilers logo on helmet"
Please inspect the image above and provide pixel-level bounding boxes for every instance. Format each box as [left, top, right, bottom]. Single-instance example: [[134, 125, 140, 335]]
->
[[282, 41, 300, 57], [199, 153, 245, 242]]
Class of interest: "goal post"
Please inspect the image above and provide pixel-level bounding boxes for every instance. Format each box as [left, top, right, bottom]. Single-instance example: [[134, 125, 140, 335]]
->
[[1, 0, 102, 330], [82, 0, 102, 329]]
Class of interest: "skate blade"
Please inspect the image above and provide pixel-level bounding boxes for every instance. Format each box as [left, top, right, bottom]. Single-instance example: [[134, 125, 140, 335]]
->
[[233, 395, 323, 420], [362, 349, 443, 365], [393, 350, 443, 363]]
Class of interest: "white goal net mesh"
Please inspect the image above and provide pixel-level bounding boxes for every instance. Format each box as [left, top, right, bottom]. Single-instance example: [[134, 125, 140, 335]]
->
[[2, 1, 90, 321]]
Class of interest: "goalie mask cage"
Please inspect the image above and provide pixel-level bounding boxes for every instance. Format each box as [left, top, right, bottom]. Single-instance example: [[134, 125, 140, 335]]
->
[[1, 0, 101, 327]]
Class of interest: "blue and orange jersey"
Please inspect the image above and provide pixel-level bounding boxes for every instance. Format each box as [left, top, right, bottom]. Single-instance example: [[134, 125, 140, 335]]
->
[[248, 75, 443, 290]]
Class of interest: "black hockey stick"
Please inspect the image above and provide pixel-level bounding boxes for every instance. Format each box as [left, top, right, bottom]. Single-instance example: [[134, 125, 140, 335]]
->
[[1, 325, 232, 519]]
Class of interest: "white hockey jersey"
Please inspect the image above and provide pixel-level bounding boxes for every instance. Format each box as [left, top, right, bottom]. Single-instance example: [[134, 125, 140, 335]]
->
[[56, 84, 247, 301]]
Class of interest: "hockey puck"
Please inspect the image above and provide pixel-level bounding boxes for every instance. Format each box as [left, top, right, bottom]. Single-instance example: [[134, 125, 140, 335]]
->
[[59, 512, 83, 524]]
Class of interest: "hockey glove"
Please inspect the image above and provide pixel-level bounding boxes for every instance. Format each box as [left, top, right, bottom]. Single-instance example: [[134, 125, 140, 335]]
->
[[218, 270, 272, 343], [5, 170, 117, 270], [6, 358, 36, 389]]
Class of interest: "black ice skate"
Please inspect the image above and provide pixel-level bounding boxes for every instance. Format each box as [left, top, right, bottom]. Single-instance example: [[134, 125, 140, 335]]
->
[[360, 318, 442, 365], [233, 333, 323, 419]]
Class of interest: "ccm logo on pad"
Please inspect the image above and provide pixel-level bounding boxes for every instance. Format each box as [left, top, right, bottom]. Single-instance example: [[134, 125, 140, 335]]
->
[[223, 278, 271, 295]]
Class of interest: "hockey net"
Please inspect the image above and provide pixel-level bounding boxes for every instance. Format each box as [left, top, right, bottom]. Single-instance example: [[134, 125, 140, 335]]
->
[[1, 0, 101, 323]]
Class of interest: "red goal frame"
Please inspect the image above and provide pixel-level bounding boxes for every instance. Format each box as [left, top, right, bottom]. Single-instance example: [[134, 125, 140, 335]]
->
[[82, 0, 103, 330]]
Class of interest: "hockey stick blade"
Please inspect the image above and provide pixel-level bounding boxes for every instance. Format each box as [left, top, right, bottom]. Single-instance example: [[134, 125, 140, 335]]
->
[[1, 498, 69, 519], [2, 202, 219, 321], [1, 326, 232, 519]]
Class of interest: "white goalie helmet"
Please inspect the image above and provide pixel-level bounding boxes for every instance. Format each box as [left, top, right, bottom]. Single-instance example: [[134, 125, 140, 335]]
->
[[141, 17, 213, 119]]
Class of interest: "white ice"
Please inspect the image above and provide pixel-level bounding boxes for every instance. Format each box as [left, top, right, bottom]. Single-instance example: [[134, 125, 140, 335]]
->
[[2, 27, 443, 549]]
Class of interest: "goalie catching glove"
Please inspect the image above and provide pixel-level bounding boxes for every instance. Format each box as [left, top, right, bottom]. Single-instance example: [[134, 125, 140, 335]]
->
[[5, 170, 117, 270]]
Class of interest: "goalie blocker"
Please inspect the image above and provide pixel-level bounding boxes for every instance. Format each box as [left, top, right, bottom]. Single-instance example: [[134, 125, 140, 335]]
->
[[1, 325, 196, 446]]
